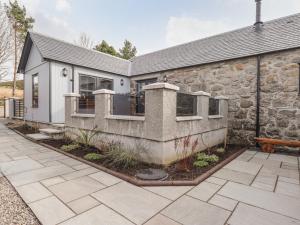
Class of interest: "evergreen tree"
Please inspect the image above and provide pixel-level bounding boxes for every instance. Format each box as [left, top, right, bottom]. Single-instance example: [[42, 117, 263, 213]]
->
[[94, 40, 118, 56], [119, 39, 137, 60]]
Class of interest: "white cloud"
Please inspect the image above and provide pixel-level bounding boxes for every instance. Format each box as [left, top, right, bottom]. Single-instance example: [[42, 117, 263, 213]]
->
[[55, 0, 71, 13], [166, 16, 234, 46]]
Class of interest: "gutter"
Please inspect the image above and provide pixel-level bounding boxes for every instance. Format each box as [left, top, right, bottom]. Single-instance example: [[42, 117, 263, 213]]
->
[[49, 61, 52, 123], [255, 55, 261, 145]]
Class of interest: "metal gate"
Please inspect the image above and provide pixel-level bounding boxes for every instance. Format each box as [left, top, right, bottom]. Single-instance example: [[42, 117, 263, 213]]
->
[[13, 99, 24, 118]]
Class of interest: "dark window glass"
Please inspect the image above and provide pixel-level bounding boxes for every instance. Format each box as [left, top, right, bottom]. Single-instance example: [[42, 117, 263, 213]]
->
[[209, 98, 220, 115], [135, 78, 157, 114], [32, 74, 39, 108], [176, 92, 197, 116]]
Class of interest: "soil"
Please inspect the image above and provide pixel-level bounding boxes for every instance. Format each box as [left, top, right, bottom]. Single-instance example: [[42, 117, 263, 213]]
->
[[42, 138, 242, 181], [12, 124, 39, 135]]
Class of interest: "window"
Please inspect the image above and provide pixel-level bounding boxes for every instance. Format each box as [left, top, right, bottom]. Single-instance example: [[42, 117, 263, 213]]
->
[[176, 92, 197, 116], [32, 74, 39, 108], [209, 98, 220, 115], [135, 78, 157, 114], [78, 75, 113, 113]]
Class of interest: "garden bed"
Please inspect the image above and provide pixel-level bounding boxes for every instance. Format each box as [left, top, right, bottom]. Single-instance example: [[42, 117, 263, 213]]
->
[[9, 123, 245, 186]]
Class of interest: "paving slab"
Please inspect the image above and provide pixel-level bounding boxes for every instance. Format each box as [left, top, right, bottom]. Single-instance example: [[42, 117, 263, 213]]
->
[[281, 162, 299, 170], [15, 182, 52, 203], [278, 176, 299, 185], [235, 152, 254, 162], [29, 196, 75, 225], [49, 176, 105, 203], [162, 195, 231, 225], [205, 176, 227, 186], [0, 158, 43, 175], [259, 166, 299, 180], [224, 160, 261, 175], [251, 174, 277, 191], [218, 181, 300, 220], [60, 205, 134, 225], [268, 154, 298, 164], [213, 168, 255, 185], [249, 157, 281, 168], [30, 151, 61, 161], [144, 186, 192, 200], [59, 158, 83, 167], [7, 164, 74, 187], [67, 195, 100, 214], [275, 181, 300, 198], [252, 152, 270, 159], [92, 182, 171, 225], [61, 167, 99, 180], [187, 181, 221, 201], [0, 153, 12, 162], [41, 176, 66, 187], [228, 203, 300, 225], [72, 163, 91, 170], [208, 194, 238, 211], [144, 214, 181, 225], [89, 171, 122, 186]]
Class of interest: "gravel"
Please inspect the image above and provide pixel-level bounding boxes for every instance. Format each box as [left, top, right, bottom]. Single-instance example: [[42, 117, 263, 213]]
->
[[0, 176, 40, 225]]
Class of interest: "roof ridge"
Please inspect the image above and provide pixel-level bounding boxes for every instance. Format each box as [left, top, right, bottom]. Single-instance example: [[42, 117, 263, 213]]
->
[[29, 31, 130, 62], [133, 13, 300, 59]]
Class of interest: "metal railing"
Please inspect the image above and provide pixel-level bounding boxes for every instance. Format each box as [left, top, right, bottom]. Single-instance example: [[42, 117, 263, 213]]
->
[[209, 98, 220, 115], [13, 99, 24, 118], [176, 92, 197, 116], [76, 96, 95, 114]]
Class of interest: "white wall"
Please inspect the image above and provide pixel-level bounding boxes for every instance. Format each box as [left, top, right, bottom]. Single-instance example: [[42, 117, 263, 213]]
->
[[24, 44, 50, 123], [50, 62, 130, 123]]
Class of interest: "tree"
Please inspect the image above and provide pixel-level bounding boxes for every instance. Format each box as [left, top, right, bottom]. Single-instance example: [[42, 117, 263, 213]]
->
[[5, 0, 34, 96], [119, 39, 137, 60], [0, 3, 12, 81], [94, 40, 118, 56], [74, 32, 94, 49]]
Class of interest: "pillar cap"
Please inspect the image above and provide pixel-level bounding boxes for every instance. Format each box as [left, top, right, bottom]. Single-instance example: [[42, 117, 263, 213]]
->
[[143, 82, 179, 91], [93, 89, 115, 95], [192, 91, 211, 96], [64, 93, 80, 97], [215, 95, 229, 100]]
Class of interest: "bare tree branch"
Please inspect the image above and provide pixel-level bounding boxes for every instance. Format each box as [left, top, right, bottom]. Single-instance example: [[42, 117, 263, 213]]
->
[[0, 4, 12, 77], [74, 32, 94, 49]]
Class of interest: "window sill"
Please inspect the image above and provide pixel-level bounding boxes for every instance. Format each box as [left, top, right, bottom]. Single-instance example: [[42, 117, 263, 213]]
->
[[176, 116, 203, 121], [71, 114, 95, 118], [208, 115, 223, 119], [105, 115, 145, 121]]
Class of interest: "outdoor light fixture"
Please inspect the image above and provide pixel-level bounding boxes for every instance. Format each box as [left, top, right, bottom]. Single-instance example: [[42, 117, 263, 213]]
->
[[62, 68, 68, 77], [120, 78, 124, 86], [163, 75, 168, 82]]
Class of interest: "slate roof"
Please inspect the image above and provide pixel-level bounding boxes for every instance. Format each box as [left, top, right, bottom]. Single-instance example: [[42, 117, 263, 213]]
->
[[18, 13, 300, 76], [19, 32, 130, 75]]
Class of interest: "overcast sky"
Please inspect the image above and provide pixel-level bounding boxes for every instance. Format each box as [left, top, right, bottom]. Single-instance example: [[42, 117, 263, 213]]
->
[[2, 0, 300, 55]]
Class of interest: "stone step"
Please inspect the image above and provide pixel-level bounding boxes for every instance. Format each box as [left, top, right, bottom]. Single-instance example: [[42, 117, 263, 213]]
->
[[39, 128, 63, 135], [26, 133, 51, 141]]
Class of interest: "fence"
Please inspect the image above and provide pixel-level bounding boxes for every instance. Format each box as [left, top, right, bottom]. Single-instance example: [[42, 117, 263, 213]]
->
[[76, 95, 95, 114], [111, 93, 145, 116], [176, 92, 197, 116]]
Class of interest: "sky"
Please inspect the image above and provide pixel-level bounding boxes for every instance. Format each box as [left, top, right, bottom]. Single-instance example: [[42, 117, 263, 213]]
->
[[3, 0, 299, 55]]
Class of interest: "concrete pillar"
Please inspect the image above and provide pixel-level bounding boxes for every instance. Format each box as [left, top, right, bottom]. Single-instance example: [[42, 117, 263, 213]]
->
[[193, 91, 211, 119], [143, 82, 179, 141], [215, 96, 229, 118], [93, 89, 115, 128], [64, 93, 80, 125]]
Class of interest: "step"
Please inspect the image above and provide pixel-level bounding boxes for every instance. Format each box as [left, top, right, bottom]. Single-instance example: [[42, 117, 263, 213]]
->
[[39, 128, 64, 135], [26, 133, 51, 141]]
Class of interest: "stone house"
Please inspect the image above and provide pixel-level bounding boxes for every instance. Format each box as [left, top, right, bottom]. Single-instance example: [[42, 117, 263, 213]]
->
[[17, 10, 300, 147]]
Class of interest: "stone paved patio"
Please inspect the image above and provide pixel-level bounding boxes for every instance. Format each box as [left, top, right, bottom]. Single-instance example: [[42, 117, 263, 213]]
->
[[0, 121, 299, 225]]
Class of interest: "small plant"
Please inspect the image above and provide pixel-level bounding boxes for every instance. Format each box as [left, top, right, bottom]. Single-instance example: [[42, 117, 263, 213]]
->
[[193, 152, 219, 168], [105, 143, 138, 169], [193, 160, 209, 168], [216, 147, 225, 154], [73, 126, 100, 149], [60, 143, 79, 152], [84, 153, 103, 161]]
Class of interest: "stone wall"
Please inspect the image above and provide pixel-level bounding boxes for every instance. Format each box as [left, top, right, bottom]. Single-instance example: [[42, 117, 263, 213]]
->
[[131, 48, 300, 145]]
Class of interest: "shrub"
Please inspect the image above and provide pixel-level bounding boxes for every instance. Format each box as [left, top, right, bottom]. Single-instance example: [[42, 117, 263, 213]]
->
[[193, 152, 219, 168], [84, 153, 103, 161], [193, 160, 209, 168], [216, 147, 225, 154], [105, 143, 138, 169], [60, 143, 79, 152], [72, 126, 100, 149]]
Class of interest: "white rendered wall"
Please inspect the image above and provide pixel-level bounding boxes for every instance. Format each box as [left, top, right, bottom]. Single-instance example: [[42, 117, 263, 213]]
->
[[50, 61, 130, 123], [24, 44, 50, 123]]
